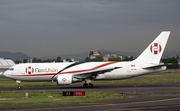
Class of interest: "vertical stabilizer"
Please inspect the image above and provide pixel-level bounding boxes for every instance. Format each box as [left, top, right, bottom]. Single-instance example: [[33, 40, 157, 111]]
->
[[134, 31, 170, 64]]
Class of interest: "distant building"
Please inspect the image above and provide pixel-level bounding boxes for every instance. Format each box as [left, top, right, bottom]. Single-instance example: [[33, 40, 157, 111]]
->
[[103, 54, 122, 62], [0, 58, 15, 75], [89, 51, 101, 59], [119, 56, 123, 60], [88, 50, 130, 62], [103, 54, 110, 61], [111, 54, 117, 58]]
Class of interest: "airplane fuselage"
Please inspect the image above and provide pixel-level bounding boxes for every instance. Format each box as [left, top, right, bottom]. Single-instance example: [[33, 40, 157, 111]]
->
[[4, 61, 166, 82]]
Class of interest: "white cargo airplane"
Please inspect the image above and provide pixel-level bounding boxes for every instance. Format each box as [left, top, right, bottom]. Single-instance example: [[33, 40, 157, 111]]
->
[[3, 31, 170, 89]]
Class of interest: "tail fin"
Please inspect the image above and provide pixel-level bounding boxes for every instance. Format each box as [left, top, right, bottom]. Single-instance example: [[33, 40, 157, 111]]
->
[[134, 31, 171, 64]]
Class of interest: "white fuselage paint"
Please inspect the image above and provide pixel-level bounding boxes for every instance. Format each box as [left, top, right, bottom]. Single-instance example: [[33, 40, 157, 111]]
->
[[3, 61, 166, 82]]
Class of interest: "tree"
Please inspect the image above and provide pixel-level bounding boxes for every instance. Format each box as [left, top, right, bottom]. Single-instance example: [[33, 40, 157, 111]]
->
[[57, 56, 62, 62], [46, 59, 52, 62], [176, 55, 179, 60], [37, 59, 42, 63], [162, 57, 179, 69], [122, 56, 134, 61], [92, 56, 104, 62], [15, 60, 22, 64], [32, 58, 42, 63], [108, 57, 121, 61], [84, 57, 92, 62], [32, 58, 38, 63], [66, 58, 73, 62], [52, 59, 56, 62], [23, 59, 28, 63]]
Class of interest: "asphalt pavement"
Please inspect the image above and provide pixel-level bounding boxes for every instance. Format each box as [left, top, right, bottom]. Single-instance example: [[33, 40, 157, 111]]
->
[[1, 83, 180, 111]]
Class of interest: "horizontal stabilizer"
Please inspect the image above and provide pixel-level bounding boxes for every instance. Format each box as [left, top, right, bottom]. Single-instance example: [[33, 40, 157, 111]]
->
[[143, 64, 166, 69]]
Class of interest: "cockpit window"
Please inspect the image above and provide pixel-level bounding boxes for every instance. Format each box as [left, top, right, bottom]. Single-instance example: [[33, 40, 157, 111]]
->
[[9, 68, 14, 71]]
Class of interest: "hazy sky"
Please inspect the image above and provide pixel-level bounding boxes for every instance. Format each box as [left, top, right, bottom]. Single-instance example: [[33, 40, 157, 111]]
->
[[0, 0, 180, 58]]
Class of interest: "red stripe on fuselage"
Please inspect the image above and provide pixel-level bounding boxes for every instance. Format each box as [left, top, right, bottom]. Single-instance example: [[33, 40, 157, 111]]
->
[[59, 62, 116, 74], [10, 62, 117, 76], [10, 73, 55, 76]]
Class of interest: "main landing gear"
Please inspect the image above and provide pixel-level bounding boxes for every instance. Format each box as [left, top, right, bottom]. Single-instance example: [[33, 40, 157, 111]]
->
[[83, 83, 94, 88], [16, 80, 22, 90], [83, 79, 94, 88]]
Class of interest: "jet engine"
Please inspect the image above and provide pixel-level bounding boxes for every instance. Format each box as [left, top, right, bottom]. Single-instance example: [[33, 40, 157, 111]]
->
[[57, 74, 73, 85], [57, 74, 82, 85]]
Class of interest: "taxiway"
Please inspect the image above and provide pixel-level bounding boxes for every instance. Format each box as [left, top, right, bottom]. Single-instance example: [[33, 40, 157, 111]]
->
[[1, 83, 180, 111]]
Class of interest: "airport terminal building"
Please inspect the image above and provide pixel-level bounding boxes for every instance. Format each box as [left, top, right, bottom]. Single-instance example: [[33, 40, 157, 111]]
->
[[0, 58, 15, 74]]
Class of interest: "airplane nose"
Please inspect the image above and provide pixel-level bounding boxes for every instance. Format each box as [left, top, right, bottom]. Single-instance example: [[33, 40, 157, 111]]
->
[[2, 71, 6, 76], [2, 70, 10, 77]]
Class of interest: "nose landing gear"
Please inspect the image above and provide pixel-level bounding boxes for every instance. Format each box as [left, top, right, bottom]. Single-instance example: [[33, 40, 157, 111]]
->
[[16, 80, 22, 90]]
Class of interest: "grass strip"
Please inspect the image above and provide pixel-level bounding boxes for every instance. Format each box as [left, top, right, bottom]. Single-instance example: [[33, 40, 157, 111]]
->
[[0, 91, 120, 109]]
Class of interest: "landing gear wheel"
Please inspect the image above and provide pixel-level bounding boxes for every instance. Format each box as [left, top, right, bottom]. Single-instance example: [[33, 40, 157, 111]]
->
[[83, 83, 94, 88], [83, 83, 88, 88], [16, 80, 22, 90], [18, 86, 22, 90], [89, 83, 94, 88]]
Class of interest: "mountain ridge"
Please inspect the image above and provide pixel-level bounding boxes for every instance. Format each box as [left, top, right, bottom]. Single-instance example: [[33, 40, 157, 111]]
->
[[0, 51, 31, 61]]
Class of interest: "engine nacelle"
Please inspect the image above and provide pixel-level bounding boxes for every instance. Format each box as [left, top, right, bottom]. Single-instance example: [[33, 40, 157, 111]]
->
[[57, 74, 73, 85]]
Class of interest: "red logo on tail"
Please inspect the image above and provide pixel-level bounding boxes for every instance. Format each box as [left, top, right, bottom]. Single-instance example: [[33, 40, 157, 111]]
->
[[150, 43, 162, 55]]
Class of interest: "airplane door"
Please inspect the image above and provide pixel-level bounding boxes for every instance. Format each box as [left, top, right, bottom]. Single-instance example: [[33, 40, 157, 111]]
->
[[127, 64, 131, 73], [21, 67, 26, 74]]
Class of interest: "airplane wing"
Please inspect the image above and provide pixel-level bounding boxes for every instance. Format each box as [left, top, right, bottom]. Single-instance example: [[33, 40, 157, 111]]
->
[[51, 66, 121, 81], [73, 67, 121, 79]]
